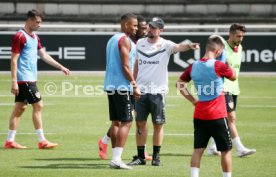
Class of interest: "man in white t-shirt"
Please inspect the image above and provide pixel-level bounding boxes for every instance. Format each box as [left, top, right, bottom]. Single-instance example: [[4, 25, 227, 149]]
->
[[128, 17, 199, 166]]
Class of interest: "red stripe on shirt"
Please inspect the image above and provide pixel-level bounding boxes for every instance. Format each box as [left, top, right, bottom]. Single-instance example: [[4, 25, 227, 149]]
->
[[11, 31, 43, 54]]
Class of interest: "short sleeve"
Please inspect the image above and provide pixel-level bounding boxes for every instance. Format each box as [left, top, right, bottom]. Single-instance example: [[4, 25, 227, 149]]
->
[[11, 32, 26, 54], [165, 39, 176, 55], [179, 64, 193, 82], [215, 61, 233, 79], [36, 35, 43, 49]]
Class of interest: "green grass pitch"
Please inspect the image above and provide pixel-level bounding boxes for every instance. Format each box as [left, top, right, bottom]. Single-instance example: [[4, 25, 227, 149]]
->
[[0, 73, 275, 177]]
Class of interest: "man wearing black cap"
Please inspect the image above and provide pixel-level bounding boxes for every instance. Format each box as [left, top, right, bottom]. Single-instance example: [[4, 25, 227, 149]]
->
[[128, 17, 199, 166]]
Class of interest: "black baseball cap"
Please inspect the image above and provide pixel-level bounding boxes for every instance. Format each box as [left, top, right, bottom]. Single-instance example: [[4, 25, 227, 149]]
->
[[149, 17, 165, 29]]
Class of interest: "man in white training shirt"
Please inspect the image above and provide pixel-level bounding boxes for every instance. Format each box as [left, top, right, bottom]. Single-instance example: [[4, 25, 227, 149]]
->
[[128, 17, 199, 166]]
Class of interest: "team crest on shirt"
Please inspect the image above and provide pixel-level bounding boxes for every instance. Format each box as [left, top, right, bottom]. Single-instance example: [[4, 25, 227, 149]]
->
[[228, 101, 234, 109], [156, 44, 162, 50], [35, 92, 41, 99]]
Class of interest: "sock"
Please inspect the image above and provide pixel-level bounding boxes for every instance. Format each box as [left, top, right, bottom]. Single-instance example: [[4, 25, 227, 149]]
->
[[153, 145, 161, 158], [112, 147, 123, 161], [36, 129, 46, 142], [7, 130, 16, 141], [223, 172, 232, 177], [210, 137, 217, 149], [232, 137, 245, 151], [112, 148, 115, 161], [102, 134, 110, 144], [137, 146, 145, 159], [190, 167, 199, 177]]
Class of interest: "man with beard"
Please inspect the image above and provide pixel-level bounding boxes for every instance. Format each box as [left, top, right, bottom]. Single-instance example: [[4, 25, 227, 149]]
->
[[103, 13, 140, 170], [98, 15, 152, 161], [128, 17, 199, 166], [208, 24, 256, 158]]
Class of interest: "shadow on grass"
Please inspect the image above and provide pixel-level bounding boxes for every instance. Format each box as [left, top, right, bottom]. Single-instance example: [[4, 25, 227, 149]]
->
[[19, 163, 109, 169], [34, 157, 99, 161], [161, 153, 192, 157], [19, 157, 110, 169]]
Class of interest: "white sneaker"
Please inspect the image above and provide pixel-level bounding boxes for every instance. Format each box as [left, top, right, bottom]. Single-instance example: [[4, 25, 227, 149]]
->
[[110, 160, 133, 170], [237, 148, 256, 157], [207, 148, 221, 156]]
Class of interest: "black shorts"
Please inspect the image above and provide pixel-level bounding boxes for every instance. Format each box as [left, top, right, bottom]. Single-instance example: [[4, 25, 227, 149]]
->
[[15, 82, 42, 104], [193, 118, 232, 151], [107, 90, 133, 122], [135, 93, 166, 124], [225, 92, 238, 112], [130, 95, 135, 110]]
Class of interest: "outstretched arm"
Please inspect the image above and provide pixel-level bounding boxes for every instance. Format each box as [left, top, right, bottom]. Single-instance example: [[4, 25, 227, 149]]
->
[[172, 42, 200, 53], [38, 48, 70, 75]]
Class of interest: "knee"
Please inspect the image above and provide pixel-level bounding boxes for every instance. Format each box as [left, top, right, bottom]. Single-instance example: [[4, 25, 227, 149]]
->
[[126, 121, 132, 128], [33, 101, 43, 111], [153, 123, 163, 130], [112, 121, 120, 127], [136, 121, 147, 134], [153, 124, 164, 133], [119, 121, 132, 129], [17, 105, 27, 114], [136, 121, 146, 129]]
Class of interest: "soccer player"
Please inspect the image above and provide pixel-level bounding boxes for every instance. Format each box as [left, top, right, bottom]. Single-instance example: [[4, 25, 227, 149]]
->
[[103, 13, 140, 170], [98, 15, 152, 161], [177, 35, 236, 177], [208, 24, 256, 157], [128, 17, 199, 166], [130, 15, 148, 43], [4, 9, 70, 149]]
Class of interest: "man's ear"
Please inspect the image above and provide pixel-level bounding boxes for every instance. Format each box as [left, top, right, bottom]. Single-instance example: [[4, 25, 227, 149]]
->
[[125, 22, 130, 29]]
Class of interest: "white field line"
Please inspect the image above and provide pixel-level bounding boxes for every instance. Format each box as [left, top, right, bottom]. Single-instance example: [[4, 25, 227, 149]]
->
[[1, 100, 275, 108], [1, 94, 276, 99], [0, 79, 276, 83], [129, 133, 193, 136], [0, 103, 55, 106], [237, 96, 276, 99], [0, 94, 104, 98], [0, 132, 55, 135], [167, 96, 276, 99], [0, 132, 191, 136], [239, 105, 276, 108]]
